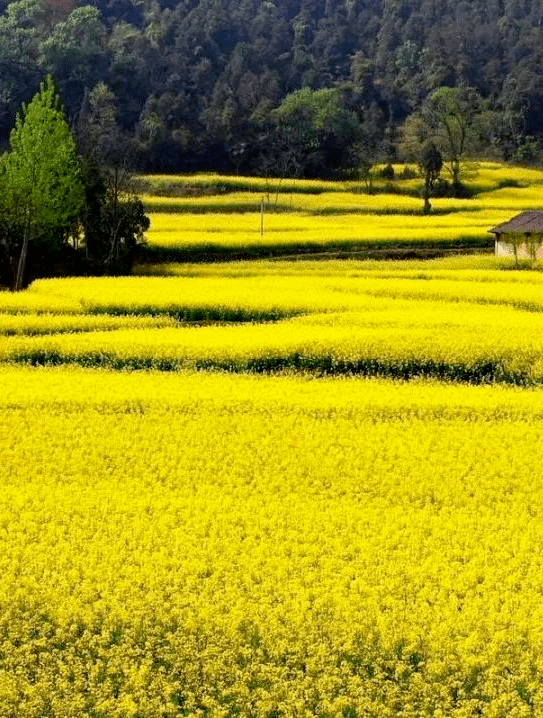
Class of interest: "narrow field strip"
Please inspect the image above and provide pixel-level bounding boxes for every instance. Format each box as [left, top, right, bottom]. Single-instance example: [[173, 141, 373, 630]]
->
[[144, 210, 496, 260], [138, 162, 543, 196], [0, 312, 176, 336], [1, 308, 543, 384], [133, 254, 542, 276], [4, 365, 543, 418], [143, 191, 433, 214], [19, 262, 543, 318]]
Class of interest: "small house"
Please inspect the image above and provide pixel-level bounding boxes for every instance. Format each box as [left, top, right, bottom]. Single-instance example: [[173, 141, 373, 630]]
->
[[490, 211, 543, 260]]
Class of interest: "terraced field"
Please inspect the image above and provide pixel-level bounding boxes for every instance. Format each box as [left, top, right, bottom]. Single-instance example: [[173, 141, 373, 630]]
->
[[139, 162, 543, 260], [3, 165, 543, 717], [5, 257, 543, 384]]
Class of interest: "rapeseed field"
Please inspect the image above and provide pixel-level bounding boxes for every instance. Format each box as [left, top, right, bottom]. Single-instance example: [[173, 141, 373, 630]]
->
[[2, 367, 543, 716], [3, 165, 543, 716], [4, 259, 543, 383], [141, 162, 543, 259]]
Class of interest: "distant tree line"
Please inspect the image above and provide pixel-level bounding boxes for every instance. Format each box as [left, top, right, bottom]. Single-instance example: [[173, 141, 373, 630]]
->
[[1, 0, 543, 178]]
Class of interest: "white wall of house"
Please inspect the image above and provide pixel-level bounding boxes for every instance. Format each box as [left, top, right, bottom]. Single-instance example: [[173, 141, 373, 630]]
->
[[495, 236, 543, 259]]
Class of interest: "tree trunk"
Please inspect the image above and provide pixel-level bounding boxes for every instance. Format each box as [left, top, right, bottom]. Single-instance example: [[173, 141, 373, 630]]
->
[[423, 196, 431, 214], [14, 215, 31, 292]]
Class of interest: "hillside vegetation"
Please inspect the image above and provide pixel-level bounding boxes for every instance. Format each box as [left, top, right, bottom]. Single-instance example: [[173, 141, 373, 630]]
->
[[2, 0, 543, 172]]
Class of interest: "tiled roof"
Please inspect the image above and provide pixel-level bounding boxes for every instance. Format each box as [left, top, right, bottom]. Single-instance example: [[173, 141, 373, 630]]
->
[[490, 211, 543, 234]]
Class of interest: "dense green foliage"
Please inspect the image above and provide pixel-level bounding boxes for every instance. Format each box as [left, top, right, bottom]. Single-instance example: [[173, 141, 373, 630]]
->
[[0, 76, 83, 289], [1, 0, 543, 175], [0, 78, 149, 288]]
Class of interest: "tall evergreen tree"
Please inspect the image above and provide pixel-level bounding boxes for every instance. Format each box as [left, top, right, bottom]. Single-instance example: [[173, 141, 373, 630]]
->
[[0, 75, 83, 290]]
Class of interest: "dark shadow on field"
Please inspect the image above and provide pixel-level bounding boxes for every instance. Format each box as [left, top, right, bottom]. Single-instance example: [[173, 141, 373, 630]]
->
[[143, 201, 482, 216], [83, 305, 301, 323], [138, 239, 493, 265], [10, 350, 535, 386]]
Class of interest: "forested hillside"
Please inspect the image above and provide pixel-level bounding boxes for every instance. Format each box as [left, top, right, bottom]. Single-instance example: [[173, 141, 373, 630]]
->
[[1, 0, 543, 175]]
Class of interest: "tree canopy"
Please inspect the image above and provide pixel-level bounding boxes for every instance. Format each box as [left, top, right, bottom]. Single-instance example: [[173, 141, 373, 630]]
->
[[0, 75, 83, 289], [2, 0, 543, 174], [0, 75, 149, 288], [270, 88, 361, 177]]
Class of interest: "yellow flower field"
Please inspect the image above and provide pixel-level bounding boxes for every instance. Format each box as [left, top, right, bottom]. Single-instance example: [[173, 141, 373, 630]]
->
[[1, 366, 543, 716], [3, 164, 543, 715], [0, 312, 174, 335], [139, 162, 543, 258], [146, 209, 498, 253], [139, 161, 543, 195], [3, 258, 543, 383]]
